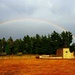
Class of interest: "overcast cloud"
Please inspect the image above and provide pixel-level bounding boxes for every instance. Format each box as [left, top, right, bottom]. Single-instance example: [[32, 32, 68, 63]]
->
[[0, 0, 75, 41]]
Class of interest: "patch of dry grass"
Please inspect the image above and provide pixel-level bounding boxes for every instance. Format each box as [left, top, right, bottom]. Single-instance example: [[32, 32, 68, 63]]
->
[[0, 56, 75, 75]]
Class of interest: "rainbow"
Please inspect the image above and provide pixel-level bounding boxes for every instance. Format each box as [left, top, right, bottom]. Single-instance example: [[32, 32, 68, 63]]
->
[[0, 18, 67, 31], [0, 18, 75, 38]]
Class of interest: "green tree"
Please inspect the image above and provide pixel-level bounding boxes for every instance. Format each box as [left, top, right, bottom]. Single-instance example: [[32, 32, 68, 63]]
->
[[23, 35, 33, 54], [50, 31, 61, 54], [5, 45, 11, 55], [0, 46, 2, 55], [70, 43, 75, 52], [46, 34, 52, 54], [34, 34, 43, 54], [13, 48, 18, 54], [41, 35, 48, 54], [0, 39, 2, 55], [61, 31, 73, 47], [1, 38, 6, 53], [7, 37, 14, 54], [13, 39, 20, 54]]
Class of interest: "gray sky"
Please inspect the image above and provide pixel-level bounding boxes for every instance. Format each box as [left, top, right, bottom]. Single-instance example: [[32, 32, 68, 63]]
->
[[0, 0, 75, 41]]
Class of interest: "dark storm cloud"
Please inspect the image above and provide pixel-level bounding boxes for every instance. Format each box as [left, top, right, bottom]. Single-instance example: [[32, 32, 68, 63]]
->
[[0, 0, 75, 40]]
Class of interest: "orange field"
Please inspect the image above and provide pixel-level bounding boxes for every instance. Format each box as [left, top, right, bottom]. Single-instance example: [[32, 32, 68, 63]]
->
[[0, 56, 75, 75]]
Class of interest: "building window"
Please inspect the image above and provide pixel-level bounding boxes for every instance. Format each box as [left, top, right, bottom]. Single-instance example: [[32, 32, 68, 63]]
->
[[66, 51, 68, 53]]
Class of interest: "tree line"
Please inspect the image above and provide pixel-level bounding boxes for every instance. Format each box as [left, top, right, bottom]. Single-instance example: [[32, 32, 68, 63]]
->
[[0, 31, 75, 55]]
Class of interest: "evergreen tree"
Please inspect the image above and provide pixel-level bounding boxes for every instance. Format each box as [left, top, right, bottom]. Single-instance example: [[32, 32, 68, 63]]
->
[[51, 31, 61, 54], [13, 39, 20, 54], [5, 45, 11, 55], [0, 46, 2, 55], [70, 43, 75, 52], [61, 31, 73, 47], [0, 39, 2, 55], [7, 37, 14, 54], [1, 38, 6, 52]]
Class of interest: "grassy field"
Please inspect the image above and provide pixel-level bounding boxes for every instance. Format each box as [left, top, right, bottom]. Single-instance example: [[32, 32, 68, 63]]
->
[[0, 55, 75, 75]]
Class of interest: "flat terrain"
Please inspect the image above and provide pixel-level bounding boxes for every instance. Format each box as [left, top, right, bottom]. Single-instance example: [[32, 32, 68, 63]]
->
[[0, 56, 75, 75]]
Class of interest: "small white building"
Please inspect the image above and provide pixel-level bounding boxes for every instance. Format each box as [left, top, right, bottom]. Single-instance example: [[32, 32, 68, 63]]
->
[[57, 48, 75, 59]]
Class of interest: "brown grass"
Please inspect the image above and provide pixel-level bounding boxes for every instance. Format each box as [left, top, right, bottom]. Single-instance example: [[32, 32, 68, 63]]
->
[[0, 55, 75, 75]]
